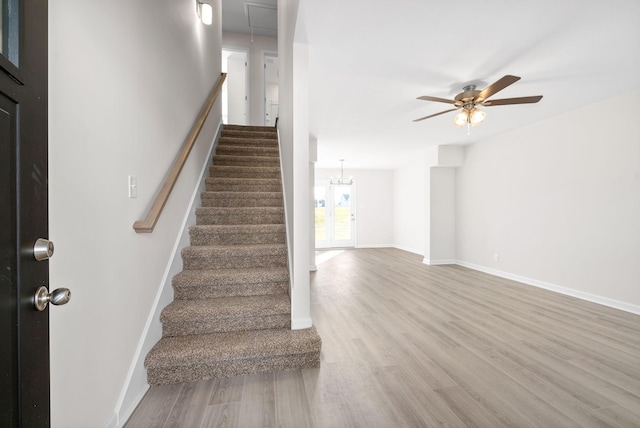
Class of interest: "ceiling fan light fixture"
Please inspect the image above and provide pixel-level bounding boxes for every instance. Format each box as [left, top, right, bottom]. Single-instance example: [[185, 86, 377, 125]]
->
[[469, 107, 486, 126], [414, 75, 543, 128], [454, 110, 469, 127]]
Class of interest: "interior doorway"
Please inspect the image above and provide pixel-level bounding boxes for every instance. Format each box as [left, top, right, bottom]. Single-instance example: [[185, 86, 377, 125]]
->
[[222, 49, 248, 125], [263, 52, 278, 126], [314, 180, 356, 248]]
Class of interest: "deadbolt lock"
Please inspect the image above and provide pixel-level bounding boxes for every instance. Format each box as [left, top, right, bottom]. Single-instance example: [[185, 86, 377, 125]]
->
[[33, 238, 54, 261]]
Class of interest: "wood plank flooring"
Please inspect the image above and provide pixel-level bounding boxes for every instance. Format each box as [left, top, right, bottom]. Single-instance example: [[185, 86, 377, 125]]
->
[[125, 248, 640, 427]]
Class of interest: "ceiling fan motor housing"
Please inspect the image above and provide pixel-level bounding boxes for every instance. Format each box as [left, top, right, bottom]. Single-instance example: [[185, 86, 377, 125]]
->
[[455, 85, 481, 107]]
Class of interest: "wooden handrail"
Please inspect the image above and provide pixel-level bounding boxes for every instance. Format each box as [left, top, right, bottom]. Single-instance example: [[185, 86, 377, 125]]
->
[[133, 73, 227, 233]]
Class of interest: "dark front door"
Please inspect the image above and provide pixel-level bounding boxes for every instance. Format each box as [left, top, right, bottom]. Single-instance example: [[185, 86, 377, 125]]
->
[[0, 1, 51, 426]]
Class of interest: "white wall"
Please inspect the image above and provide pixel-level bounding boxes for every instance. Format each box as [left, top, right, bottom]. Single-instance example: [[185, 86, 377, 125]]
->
[[278, 0, 312, 328], [315, 168, 394, 248], [48, 1, 222, 427], [429, 167, 456, 264], [278, 0, 297, 242], [456, 90, 640, 310], [393, 158, 426, 255], [222, 32, 278, 126], [290, 41, 311, 329]]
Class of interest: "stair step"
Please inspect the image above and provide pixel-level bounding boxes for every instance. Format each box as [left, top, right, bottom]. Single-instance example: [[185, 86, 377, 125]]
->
[[189, 224, 285, 246], [223, 124, 277, 133], [182, 244, 287, 270], [213, 154, 280, 167], [209, 165, 280, 179], [161, 294, 291, 337], [200, 191, 283, 207], [205, 177, 281, 192], [221, 129, 277, 140], [218, 137, 279, 147], [216, 145, 279, 157], [145, 326, 322, 385], [196, 207, 284, 225], [173, 266, 289, 300]]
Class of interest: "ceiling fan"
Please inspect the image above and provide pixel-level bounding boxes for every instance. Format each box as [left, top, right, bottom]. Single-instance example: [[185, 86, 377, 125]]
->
[[413, 75, 542, 127]]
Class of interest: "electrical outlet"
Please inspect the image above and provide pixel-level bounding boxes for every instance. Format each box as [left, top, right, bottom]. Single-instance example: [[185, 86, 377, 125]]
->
[[128, 176, 137, 199], [493, 253, 500, 262]]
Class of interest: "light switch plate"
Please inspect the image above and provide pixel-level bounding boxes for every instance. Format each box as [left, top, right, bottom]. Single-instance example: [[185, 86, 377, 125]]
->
[[128, 176, 137, 199]]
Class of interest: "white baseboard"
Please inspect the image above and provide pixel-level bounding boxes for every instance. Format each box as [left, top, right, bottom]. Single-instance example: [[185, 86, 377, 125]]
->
[[113, 386, 149, 428], [392, 245, 423, 256], [111, 122, 223, 427], [104, 412, 118, 428], [423, 258, 456, 266], [456, 260, 640, 316], [355, 243, 393, 249], [292, 317, 313, 330]]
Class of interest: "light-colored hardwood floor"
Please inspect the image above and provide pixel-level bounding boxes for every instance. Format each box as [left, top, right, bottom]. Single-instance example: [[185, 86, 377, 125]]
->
[[126, 248, 640, 427]]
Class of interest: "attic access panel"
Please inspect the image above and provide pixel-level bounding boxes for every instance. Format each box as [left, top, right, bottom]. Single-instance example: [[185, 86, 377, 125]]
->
[[245, 2, 277, 32]]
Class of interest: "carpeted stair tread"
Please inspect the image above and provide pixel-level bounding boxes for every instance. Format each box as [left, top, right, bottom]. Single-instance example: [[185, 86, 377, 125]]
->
[[145, 327, 321, 384], [221, 130, 277, 140], [218, 137, 279, 147], [196, 206, 284, 215], [200, 192, 283, 208], [209, 165, 280, 179], [189, 224, 285, 245], [205, 177, 282, 192], [160, 295, 291, 336], [201, 191, 282, 200], [206, 177, 280, 184], [147, 327, 321, 368], [223, 124, 277, 133], [182, 243, 287, 255], [172, 267, 288, 300], [212, 154, 280, 167], [173, 266, 289, 288], [190, 223, 285, 235], [213, 155, 280, 167], [216, 145, 279, 156], [162, 294, 290, 317], [196, 207, 284, 225], [182, 244, 287, 270]]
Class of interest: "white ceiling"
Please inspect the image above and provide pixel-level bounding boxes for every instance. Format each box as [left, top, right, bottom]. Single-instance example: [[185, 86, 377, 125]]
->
[[295, 0, 640, 170]]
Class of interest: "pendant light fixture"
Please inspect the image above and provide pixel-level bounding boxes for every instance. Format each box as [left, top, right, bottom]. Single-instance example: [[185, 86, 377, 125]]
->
[[330, 159, 353, 185]]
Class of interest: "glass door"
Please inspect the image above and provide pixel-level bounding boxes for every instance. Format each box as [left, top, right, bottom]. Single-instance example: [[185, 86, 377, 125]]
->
[[314, 180, 355, 248]]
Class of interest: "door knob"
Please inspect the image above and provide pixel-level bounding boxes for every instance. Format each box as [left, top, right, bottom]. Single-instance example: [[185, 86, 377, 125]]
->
[[34, 286, 71, 311], [33, 238, 54, 261]]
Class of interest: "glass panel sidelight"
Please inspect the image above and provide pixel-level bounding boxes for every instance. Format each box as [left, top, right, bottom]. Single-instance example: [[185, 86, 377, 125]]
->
[[314, 186, 327, 242], [333, 185, 352, 241]]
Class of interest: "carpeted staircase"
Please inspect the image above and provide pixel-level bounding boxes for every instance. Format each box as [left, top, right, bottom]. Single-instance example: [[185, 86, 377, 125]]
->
[[144, 124, 321, 385]]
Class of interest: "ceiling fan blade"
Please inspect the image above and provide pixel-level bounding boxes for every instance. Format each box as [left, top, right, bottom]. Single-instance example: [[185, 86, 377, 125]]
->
[[417, 95, 457, 104], [478, 75, 521, 101], [483, 95, 543, 106], [413, 107, 460, 122]]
